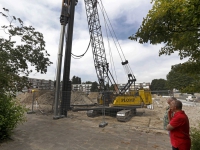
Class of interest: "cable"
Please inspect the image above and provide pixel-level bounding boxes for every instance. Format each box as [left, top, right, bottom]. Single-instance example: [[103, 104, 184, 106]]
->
[[63, 22, 91, 59], [99, 3, 123, 62], [98, 1, 136, 93], [99, 0, 126, 60], [98, 2, 126, 78], [71, 38, 91, 59], [98, 2, 119, 84], [98, 0, 135, 79]]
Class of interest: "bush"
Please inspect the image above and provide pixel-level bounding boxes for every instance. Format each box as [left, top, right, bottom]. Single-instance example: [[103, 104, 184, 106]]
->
[[0, 94, 27, 141], [191, 124, 200, 150]]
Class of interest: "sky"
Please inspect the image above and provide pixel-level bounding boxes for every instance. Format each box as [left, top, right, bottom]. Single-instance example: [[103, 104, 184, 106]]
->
[[0, 0, 188, 84]]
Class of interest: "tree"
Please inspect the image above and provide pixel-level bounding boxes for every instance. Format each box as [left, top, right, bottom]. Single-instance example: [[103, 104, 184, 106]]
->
[[0, 8, 52, 141], [0, 8, 52, 95], [166, 63, 200, 93], [129, 0, 200, 74], [90, 81, 99, 92], [71, 76, 81, 84], [150, 79, 167, 91], [85, 81, 93, 84]]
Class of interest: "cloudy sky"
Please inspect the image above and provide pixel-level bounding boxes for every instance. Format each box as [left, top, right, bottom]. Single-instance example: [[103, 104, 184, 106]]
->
[[0, 0, 188, 84]]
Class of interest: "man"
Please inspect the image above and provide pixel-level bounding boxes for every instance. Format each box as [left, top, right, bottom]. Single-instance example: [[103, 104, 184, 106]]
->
[[163, 97, 176, 130], [167, 100, 191, 150]]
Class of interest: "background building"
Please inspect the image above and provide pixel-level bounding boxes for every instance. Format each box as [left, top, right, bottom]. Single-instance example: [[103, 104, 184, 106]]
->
[[72, 84, 92, 94], [27, 78, 54, 90], [26, 77, 150, 92]]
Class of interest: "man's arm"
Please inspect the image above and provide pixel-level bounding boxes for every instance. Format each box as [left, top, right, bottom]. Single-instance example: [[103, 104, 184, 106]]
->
[[166, 124, 174, 131]]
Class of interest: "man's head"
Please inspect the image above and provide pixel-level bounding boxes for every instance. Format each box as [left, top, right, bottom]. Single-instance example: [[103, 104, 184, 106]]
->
[[167, 97, 177, 105], [170, 100, 182, 112]]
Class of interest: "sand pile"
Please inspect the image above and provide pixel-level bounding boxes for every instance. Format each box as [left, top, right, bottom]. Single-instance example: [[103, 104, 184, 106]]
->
[[17, 90, 98, 114], [71, 91, 97, 105], [16, 90, 54, 114]]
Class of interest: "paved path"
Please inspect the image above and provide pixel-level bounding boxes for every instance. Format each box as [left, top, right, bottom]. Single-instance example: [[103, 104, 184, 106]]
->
[[0, 112, 171, 150]]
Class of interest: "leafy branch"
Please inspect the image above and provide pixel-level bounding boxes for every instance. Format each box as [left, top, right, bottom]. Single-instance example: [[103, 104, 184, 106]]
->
[[0, 8, 53, 96]]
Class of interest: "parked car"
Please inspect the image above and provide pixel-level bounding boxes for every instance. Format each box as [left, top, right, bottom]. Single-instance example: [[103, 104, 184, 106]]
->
[[186, 95, 196, 102]]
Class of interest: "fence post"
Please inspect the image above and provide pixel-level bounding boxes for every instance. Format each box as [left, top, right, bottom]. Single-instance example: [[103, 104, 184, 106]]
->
[[27, 90, 36, 114]]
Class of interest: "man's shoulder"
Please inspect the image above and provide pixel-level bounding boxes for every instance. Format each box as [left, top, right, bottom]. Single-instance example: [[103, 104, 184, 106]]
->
[[174, 111, 185, 115], [175, 111, 188, 118]]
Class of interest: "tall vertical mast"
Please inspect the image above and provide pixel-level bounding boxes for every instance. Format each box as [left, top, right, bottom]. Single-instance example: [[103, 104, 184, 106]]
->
[[84, 0, 109, 91], [54, 0, 77, 119], [54, 0, 70, 119], [61, 0, 77, 116]]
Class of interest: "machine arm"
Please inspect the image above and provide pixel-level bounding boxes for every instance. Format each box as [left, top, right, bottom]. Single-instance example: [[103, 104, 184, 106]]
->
[[84, 0, 136, 94], [84, 0, 109, 91]]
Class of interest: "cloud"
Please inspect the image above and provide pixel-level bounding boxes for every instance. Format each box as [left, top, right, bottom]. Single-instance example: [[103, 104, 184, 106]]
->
[[0, 0, 188, 84]]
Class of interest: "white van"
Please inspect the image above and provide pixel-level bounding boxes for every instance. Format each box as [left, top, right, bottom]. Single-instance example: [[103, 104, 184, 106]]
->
[[186, 95, 196, 102]]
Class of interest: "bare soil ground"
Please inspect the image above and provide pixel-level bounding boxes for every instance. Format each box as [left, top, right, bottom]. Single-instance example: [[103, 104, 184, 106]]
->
[[16, 91, 200, 134]]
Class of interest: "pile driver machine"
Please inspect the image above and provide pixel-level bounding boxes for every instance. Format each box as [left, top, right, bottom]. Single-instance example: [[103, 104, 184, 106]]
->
[[54, 0, 152, 126]]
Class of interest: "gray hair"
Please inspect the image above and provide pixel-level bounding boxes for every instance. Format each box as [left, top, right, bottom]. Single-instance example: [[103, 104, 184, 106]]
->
[[170, 97, 177, 101], [167, 97, 177, 103]]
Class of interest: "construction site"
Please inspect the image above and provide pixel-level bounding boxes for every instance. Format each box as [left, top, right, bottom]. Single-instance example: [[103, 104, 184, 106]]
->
[[16, 90, 200, 134], [1, 90, 198, 150], [1, 0, 199, 149]]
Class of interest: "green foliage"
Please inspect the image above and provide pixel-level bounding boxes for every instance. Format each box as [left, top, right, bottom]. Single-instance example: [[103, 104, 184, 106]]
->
[[0, 8, 52, 141], [166, 63, 199, 92], [191, 124, 200, 150], [175, 60, 200, 77], [0, 8, 52, 96], [90, 81, 99, 92], [0, 94, 27, 141], [72, 76, 81, 84], [129, 0, 200, 77], [71, 76, 81, 84], [150, 79, 167, 91], [85, 81, 93, 84]]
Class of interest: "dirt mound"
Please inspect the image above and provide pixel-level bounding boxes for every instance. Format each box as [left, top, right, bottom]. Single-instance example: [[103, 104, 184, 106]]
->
[[37, 91, 54, 105], [17, 90, 97, 105], [17, 90, 99, 114], [17, 90, 51, 104], [71, 91, 94, 105], [16, 90, 54, 114]]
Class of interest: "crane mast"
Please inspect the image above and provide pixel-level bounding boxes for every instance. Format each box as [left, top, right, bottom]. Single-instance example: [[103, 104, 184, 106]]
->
[[84, 0, 109, 91], [84, 0, 136, 95]]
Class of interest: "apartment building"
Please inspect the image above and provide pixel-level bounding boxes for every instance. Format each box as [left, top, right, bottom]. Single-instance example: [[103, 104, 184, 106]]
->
[[72, 84, 92, 93], [27, 77, 150, 92], [118, 82, 150, 91], [28, 78, 54, 90]]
